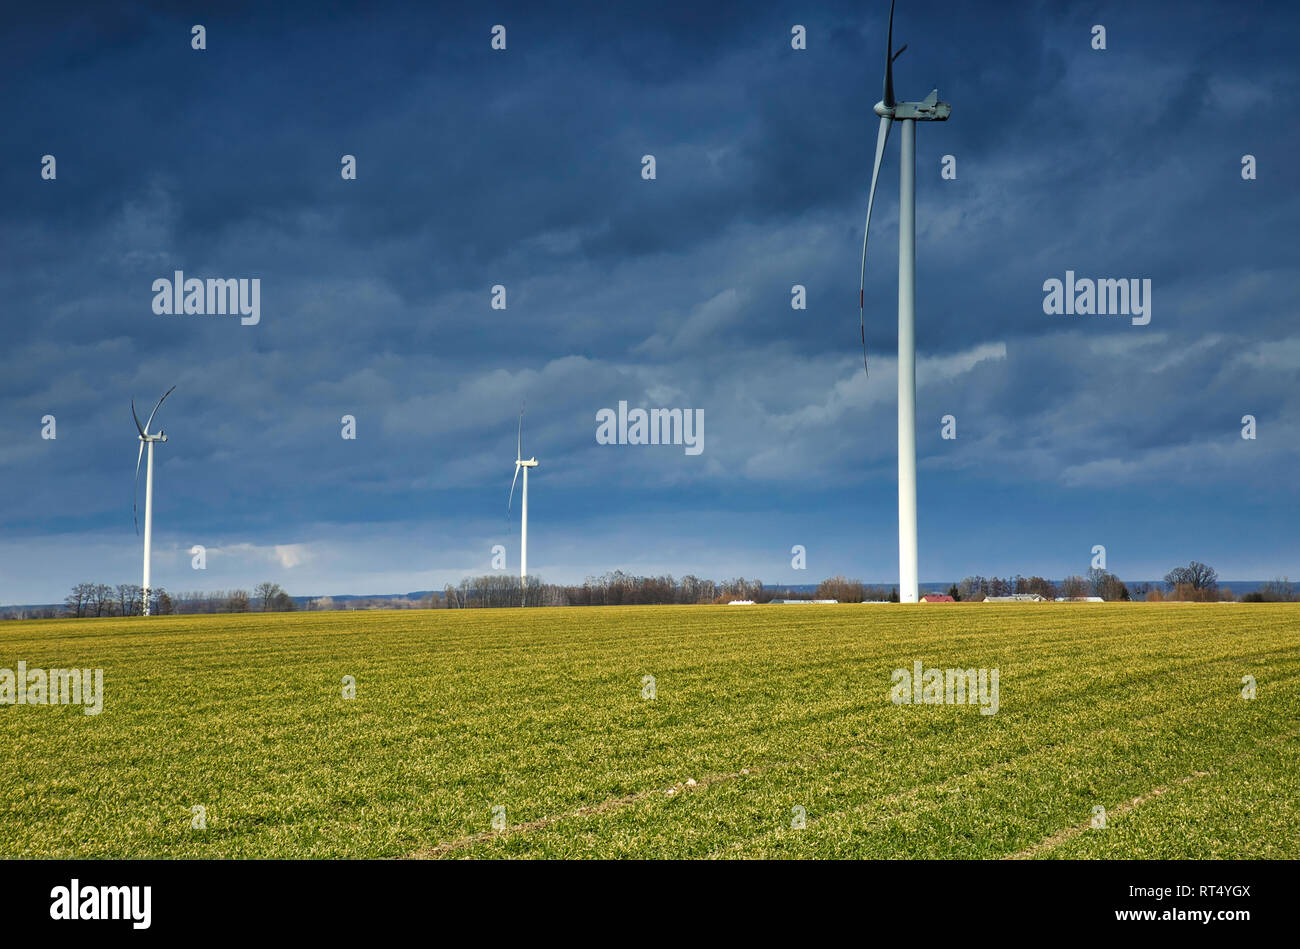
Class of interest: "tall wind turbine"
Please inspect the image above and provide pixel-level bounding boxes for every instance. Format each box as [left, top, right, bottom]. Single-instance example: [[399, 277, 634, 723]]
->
[[507, 404, 539, 604], [132, 386, 176, 617], [858, 0, 950, 604]]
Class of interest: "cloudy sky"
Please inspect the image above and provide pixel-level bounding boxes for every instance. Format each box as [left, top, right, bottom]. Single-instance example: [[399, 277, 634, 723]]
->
[[2, 0, 1297, 602]]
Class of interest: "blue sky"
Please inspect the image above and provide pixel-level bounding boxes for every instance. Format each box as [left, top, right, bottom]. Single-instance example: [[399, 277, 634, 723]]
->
[[2, 0, 1297, 602]]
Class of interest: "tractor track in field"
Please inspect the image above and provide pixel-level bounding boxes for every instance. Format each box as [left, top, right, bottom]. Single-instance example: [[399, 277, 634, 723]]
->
[[402, 744, 870, 859], [1007, 723, 1300, 859], [404, 705, 1300, 860]]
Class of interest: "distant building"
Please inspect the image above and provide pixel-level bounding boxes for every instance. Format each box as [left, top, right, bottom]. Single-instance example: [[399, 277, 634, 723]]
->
[[769, 599, 838, 604], [727, 600, 755, 605], [920, 594, 954, 603], [1055, 596, 1104, 602], [985, 593, 1047, 603]]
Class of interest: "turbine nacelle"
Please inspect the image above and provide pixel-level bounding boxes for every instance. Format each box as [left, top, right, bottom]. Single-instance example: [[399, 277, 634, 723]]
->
[[516, 458, 538, 469], [874, 90, 950, 121]]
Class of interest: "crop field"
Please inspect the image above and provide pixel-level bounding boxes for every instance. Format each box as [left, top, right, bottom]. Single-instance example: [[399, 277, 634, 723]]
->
[[1, 603, 1297, 859]]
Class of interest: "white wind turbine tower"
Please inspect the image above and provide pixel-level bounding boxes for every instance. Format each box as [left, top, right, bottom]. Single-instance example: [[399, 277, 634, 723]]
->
[[507, 404, 539, 604], [132, 386, 176, 616], [858, 0, 950, 604]]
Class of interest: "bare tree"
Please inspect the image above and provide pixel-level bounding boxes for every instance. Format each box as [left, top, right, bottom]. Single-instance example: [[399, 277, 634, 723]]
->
[[1060, 575, 1089, 598], [64, 583, 94, 618], [1258, 577, 1296, 602], [86, 583, 113, 617], [1021, 576, 1059, 600], [227, 590, 251, 612], [116, 583, 142, 616], [815, 576, 866, 603], [255, 582, 282, 611], [1085, 568, 1129, 601], [1164, 561, 1217, 593]]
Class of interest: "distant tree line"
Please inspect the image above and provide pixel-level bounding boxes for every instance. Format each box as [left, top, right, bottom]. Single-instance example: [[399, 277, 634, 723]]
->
[[1241, 577, 1299, 603], [953, 575, 1071, 601], [812, 576, 897, 603], [440, 572, 772, 608], [10, 561, 1294, 620], [54, 581, 294, 618], [305, 594, 435, 611], [948, 562, 1288, 603], [949, 570, 1130, 601], [63, 583, 172, 617], [171, 582, 296, 613]]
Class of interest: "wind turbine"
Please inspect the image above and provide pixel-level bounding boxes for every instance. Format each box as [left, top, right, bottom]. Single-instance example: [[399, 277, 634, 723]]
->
[[132, 386, 176, 616], [858, 0, 950, 604], [507, 404, 539, 604]]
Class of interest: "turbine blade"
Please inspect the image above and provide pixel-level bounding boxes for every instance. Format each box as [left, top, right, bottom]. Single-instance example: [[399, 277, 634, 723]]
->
[[143, 384, 176, 434], [131, 399, 145, 438], [517, 402, 524, 462], [883, 0, 898, 108], [508, 463, 521, 515], [133, 441, 144, 535], [859, 114, 893, 378]]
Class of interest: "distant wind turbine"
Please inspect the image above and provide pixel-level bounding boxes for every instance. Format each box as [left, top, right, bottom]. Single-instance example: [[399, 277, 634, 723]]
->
[[858, 0, 950, 603], [132, 386, 176, 616], [507, 403, 539, 605]]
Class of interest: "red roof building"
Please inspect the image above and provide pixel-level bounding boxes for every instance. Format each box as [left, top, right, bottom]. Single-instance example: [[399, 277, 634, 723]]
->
[[920, 594, 955, 603]]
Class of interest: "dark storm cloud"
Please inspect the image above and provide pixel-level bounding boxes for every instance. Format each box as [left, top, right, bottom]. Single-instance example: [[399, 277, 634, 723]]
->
[[1, 0, 1297, 601]]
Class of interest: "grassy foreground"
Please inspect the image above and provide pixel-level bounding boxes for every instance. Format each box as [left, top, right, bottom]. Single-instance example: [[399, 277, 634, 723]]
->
[[1, 603, 1297, 859]]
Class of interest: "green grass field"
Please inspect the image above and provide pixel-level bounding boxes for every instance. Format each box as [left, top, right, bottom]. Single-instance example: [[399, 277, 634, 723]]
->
[[1, 603, 1296, 859]]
